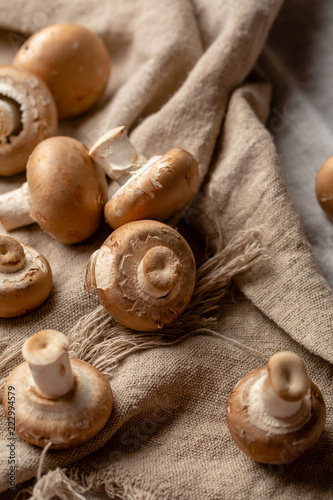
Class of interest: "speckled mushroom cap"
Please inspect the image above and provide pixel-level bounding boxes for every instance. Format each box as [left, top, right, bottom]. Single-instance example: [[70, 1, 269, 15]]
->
[[315, 155, 333, 220], [13, 23, 111, 119], [26, 136, 108, 244], [0, 65, 57, 176], [225, 360, 326, 464], [104, 148, 199, 229], [3, 350, 113, 449], [85, 219, 196, 331], [0, 235, 52, 317]]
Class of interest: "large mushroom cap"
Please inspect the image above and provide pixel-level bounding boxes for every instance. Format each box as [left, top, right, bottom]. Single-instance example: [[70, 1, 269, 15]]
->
[[0, 235, 52, 317], [13, 23, 111, 119], [3, 357, 113, 449], [0, 65, 57, 176], [86, 219, 196, 331], [26, 136, 108, 244], [104, 148, 199, 229]]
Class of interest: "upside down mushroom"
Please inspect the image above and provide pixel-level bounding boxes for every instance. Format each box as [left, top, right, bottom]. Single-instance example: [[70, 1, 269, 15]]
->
[[226, 351, 326, 464], [3, 330, 113, 449], [0, 235, 52, 317], [89, 126, 199, 229], [0, 136, 108, 243], [85, 219, 196, 331], [0, 65, 57, 176], [13, 23, 111, 119]]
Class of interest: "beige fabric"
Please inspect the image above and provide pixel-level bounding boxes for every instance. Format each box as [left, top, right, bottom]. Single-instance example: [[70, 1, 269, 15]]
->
[[0, 0, 332, 499]]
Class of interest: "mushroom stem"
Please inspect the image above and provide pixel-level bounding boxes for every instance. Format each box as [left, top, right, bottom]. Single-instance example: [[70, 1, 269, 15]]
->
[[0, 97, 21, 139], [137, 246, 182, 298], [262, 351, 310, 419], [0, 235, 25, 273], [22, 330, 74, 399], [0, 182, 34, 231], [89, 126, 147, 185]]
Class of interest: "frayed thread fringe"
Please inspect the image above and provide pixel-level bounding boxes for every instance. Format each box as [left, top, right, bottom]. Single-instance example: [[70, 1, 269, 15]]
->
[[67, 228, 268, 376]]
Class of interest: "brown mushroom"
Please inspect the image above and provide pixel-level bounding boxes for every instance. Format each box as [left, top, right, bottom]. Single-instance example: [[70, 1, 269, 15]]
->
[[0, 136, 108, 243], [85, 219, 196, 331], [13, 23, 111, 119], [89, 126, 199, 229], [315, 155, 333, 220], [0, 235, 52, 317], [226, 351, 326, 464], [3, 330, 113, 449], [0, 65, 57, 176]]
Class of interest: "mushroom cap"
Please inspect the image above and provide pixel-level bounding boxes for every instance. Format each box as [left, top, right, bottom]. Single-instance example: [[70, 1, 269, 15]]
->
[[13, 23, 111, 119], [0, 238, 52, 317], [86, 219, 196, 331], [104, 148, 199, 229], [3, 358, 113, 449], [226, 365, 326, 464], [315, 155, 333, 219], [0, 65, 57, 176], [26, 136, 108, 244]]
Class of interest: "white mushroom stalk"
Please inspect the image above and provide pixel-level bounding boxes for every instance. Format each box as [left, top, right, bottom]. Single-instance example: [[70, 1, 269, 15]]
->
[[22, 330, 74, 399], [0, 97, 21, 139], [0, 182, 34, 231], [137, 246, 182, 298], [89, 126, 147, 185]]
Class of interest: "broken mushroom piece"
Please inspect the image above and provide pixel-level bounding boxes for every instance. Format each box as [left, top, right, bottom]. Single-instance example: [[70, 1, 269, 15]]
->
[[226, 351, 326, 464], [85, 219, 196, 331], [0, 136, 108, 243], [315, 155, 333, 220], [3, 330, 113, 448], [0, 65, 57, 176], [89, 126, 199, 229], [13, 23, 111, 119], [0, 235, 52, 317]]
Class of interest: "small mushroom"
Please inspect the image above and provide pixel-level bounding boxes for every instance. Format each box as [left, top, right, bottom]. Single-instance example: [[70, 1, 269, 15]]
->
[[0, 65, 57, 176], [315, 155, 333, 220], [85, 219, 196, 331], [0, 235, 52, 317], [3, 330, 113, 449], [226, 351, 326, 464], [89, 126, 199, 229], [13, 23, 111, 119], [0, 136, 108, 243]]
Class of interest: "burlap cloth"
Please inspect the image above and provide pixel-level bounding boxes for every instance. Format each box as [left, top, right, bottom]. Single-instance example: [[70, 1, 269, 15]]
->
[[0, 0, 332, 498]]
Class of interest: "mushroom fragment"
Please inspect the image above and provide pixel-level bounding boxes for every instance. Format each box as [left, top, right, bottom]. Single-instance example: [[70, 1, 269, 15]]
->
[[85, 219, 196, 331], [13, 23, 111, 119], [0, 65, 57, 176], [0, 235, 52, 317], [3, 330, 113, 449], [89, 126, 199, 229], [0, 136, 108, 243], [315, 155, 333, 220], [226, 351, 326, 464]]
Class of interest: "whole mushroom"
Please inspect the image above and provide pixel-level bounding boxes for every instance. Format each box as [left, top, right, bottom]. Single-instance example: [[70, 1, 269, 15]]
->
[[85, 219, 196, 331], [0, 65, 57, 176], [0, 136, 108, 244], [315, 155, 333, 220], [0, 235, 52, 317], [89, 126, 199, 229], [13, 23, 111, 119], [226, 351, 326, 464], [3, 330, 113, 449]]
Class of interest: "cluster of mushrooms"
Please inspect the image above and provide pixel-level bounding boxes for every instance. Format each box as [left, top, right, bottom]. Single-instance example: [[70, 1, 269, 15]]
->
[[1, 24, 326, 459]]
